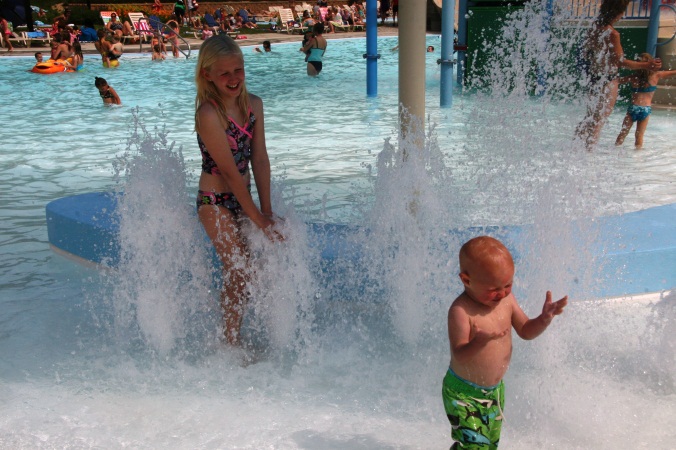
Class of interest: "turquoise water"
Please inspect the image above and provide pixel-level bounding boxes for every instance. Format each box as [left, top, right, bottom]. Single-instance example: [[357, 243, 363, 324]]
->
[[1, 29, 675, 449]]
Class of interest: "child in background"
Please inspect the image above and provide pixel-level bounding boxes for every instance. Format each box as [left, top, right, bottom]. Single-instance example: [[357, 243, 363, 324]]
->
[[152, 44, 165, 60], [254, 40, 271, 53], [165, 20, 180, 58], [615, 52, 676, 149], [443, 236, 567, 449], [151, 31, 166, 55], [94, 29, 111, 67], [34, 52, 43, 63], [95, 77, 121, 105], [194, 35, 282, 346], [109, 34, 124, 61], [575, 0, 661, 150], [201, 23, 213, 40], [0, 13, 13, 52], [71, 41, 84, 70]]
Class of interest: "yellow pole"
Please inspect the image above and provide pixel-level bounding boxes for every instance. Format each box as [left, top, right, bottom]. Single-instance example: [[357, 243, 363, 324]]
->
[[398, 0, 427, 141]]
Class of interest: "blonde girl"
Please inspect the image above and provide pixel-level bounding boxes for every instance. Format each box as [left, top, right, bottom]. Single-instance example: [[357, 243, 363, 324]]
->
[[194, 34, 282, 346], [615, 53, 676, 149]]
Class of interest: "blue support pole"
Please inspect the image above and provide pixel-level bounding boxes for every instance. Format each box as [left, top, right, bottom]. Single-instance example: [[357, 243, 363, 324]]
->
[[455, 0, 468, 89], [364, 0, 380, 97], [646, 0, 661, 56], [439, 0, 456, 108]]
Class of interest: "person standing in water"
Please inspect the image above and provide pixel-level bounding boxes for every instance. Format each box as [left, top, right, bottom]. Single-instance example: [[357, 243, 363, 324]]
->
[[575, 0, 661, 150], [615, 53, 676, 149], [302, 23, 327, 77], [95, 77, 121, 105], [193, 34, 283, 346], [443, 236, 567, 449]]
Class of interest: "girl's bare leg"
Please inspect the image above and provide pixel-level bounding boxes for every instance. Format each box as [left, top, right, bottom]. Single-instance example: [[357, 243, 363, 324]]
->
[[634, 117, 650, 149], [577, 80, 619, 150], [615, 114, 634, 146], [589, 81, 619, 148], [199, 205, 249, 346]]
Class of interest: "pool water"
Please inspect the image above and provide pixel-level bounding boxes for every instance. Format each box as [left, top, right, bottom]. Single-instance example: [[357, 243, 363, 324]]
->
[[1, 15, 675, 449]]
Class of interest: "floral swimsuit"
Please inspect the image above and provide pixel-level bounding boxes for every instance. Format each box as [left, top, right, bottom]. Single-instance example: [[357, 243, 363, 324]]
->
[[196, 107, 255, 212]]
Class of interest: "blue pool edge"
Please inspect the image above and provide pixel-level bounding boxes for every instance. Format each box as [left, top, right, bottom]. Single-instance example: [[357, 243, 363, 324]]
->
[[45, 192, 676, 299]]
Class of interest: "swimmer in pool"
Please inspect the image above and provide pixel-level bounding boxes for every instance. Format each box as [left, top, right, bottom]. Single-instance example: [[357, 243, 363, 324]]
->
[[95, 77, 121, 105], [443, 236, 567, 449], [301, 23, 326, 77]]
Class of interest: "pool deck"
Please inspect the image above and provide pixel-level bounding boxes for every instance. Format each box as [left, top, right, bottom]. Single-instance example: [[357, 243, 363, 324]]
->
[[0, 27, 400, 57]]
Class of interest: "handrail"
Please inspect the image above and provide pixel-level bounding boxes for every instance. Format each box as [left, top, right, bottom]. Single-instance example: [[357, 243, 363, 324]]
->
[[149, 18, 191, 59]]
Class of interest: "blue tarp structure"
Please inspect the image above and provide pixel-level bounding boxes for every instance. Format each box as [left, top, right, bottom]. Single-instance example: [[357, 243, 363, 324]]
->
[[0, 0, 32, 27]]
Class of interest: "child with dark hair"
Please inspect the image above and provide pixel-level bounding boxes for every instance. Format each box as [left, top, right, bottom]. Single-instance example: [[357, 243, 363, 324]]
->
[[71, 41, 84, 70], [255, 40, 271, 53], [95, 77, 121, 105], [152, 44, 166, 60]]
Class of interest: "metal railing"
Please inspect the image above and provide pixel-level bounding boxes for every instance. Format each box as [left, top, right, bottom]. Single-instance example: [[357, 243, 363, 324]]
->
[[570, 0, 675, 19], [146, 17, 192, 59]]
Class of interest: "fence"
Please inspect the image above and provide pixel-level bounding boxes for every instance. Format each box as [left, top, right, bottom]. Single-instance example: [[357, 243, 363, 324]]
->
[[570, 0, 674, 19]]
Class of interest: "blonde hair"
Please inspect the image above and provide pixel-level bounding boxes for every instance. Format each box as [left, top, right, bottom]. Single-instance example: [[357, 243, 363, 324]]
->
[[636, 52, 654, 85], [194, 34, 250, 133]]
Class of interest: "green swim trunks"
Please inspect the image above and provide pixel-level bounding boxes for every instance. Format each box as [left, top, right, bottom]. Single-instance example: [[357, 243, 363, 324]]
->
[[442, 368, 505, 449]]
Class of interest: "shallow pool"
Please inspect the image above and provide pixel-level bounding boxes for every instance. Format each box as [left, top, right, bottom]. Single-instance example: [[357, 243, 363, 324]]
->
[[1, 25, 675, 449]]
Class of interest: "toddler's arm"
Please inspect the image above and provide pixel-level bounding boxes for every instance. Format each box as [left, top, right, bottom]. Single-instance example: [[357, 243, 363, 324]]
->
[[512, 291, 567, 340]]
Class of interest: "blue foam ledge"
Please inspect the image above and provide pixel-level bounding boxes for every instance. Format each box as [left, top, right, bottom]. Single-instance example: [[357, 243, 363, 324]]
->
[[46, 192, 676, 298]]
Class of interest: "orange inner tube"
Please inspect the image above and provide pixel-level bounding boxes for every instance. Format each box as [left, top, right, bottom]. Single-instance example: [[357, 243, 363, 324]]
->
[[31, 59, 73, 74]]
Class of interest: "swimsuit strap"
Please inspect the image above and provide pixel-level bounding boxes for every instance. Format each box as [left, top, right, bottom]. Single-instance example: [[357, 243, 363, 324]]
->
[[632, 84, 657, 93], [227, 106, 254, 139]]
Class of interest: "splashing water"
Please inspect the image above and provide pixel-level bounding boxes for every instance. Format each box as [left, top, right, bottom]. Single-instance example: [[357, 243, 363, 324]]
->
[[2, 1, 673, 448]]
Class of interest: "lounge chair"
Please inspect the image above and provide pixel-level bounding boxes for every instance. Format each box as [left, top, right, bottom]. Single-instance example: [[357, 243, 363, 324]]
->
[[101, 11, 135, 43], [203, 13, 239, 37], [19, 30, 52, 47], [343, 5, 364, 31], [0, 31, 24, 48], [202, 13, 223, 34], [99, 11, 115, 26], [319, 7, 350, 32], [277, 8, 302, 34], [148, 15, 163, 33], [128, 12, 152, 43]]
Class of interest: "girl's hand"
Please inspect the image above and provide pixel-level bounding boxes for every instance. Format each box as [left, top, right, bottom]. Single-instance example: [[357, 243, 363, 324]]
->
[[257, 215, 284, 242]]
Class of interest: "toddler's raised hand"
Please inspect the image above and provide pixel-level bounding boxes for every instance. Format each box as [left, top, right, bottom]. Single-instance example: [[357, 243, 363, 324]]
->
[[541, 291, 567, 323]]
